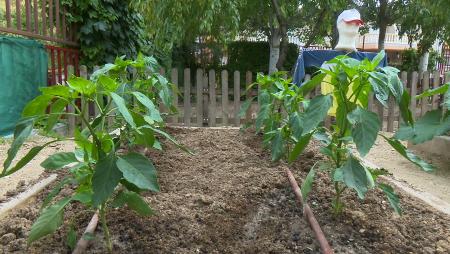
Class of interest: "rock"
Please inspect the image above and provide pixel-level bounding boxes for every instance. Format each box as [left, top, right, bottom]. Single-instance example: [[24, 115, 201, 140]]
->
[[0, 233, 16, 245]]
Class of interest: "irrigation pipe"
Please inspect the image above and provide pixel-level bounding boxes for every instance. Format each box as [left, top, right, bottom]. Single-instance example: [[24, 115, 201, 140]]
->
[[72, 210, 99, 254], [284, 167, 333, 254], [0, 174, 57, 220]]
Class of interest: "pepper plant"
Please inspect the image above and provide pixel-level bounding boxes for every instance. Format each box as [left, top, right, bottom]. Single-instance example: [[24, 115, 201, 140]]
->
[[1, 54, 182, 252], [240, 71, 331, 162], [246, 51, 437, 215]]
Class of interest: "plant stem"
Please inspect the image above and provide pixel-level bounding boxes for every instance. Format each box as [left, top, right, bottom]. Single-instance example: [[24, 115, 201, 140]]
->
[[100, 205, 112, 253], [69, 100, 102, 152]]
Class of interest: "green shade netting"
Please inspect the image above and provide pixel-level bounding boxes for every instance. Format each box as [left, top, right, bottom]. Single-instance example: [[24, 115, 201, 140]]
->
[[0, 36, 48, 136]]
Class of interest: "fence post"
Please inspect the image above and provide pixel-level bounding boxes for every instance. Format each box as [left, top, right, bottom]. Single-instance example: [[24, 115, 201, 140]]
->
[[420, 71, 430, 116], [399, 71, 408, 128], [203, 73, 209, 126], [387, 96, 395, 132], [196, 69, 204, 127], [410, 71, 418, 120], [234, 71, 241, 126], [208, 69, 217, 127], [170, 68, 179, 124], [183, 68, 191, 126], [66, 65, 75, 136], [432, 71, 440, 110], [80, 65, 89, 130], [221, 70, 229, 126], [245, 71, 253, 124], [377, 101, 384, 131]]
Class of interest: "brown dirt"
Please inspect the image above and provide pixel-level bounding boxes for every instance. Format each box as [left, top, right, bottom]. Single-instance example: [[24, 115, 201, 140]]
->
[[0, 128, 449, 253]]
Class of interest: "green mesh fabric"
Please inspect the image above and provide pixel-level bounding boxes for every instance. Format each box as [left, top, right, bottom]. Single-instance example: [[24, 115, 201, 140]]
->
[[0, 36, 48, 136]]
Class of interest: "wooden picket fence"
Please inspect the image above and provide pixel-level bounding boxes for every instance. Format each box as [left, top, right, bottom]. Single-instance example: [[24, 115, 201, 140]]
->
[[62, 66, 449, 134]]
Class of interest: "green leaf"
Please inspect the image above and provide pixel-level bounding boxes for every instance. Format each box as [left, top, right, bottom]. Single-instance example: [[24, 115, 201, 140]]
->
[[415, 83, 449, 100], [41, 152, 78, 170], [271, 129, 285, 162], [312, 128, 331, 145], [381, 136, 434, 172], [40, 85, 72, 98], [67, 77, 96, 96], [238, 97, 255, 118], [3, 118, 34, 172], [395, 110, 450, 144], [399, 90, 414, 126], [300, 95, 332, 134], [299, 73, 326, 96], [301, 166, 316, 202], [92, 153, 123, 207], [28, 197, 71, 244], [146, 125, 193, 154], [66, 225, 77, 250], [41, 177, 72, 210], [255, 105, 270, 132], [132, 92, 163, 122], [289, 112, 303, 141], [45, 99, 69, 133], [22, 95, 53, 117], [134, 127, 156, 149], [5, 140, 58, 176], [368, 73, 389, 107], [72, 191, 92, 204], [111, 191, 154, 216], [116, 152, 159, 192], [385, 72, 404, 103], [337, 156, 374, 199], [379, 183, 402, 215], [347, 107, 381, 156], [98, 75, 119, 92], [288, 132, 313, 163], [444, 86, 450, 110], [110, 92, 136, 128], [371, 51, 385, 68]]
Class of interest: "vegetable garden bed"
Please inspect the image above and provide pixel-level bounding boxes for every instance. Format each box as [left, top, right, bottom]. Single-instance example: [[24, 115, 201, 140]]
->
[[1, 128, 449, 253]]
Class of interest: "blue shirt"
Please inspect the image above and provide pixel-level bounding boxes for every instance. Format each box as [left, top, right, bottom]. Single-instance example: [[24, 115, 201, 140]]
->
[[293, 50, 388, 85]]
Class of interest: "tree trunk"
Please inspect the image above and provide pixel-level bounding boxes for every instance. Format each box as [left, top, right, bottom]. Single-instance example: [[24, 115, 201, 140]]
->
[[418, 51, 430, 73], [377, 0, 388, 51], [269, 29, 281, 74], [276, 28, 288, 71], [377, 23, 387, 51]]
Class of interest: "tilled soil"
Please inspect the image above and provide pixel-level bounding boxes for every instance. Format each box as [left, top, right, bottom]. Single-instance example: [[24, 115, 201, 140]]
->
[[0, 128, 449, 253]]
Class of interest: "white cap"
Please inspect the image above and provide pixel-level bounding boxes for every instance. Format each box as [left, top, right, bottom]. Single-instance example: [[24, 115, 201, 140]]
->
[[337, 9, 363, 26]]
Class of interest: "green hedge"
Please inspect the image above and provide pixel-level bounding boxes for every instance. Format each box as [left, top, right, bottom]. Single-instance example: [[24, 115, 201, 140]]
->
[[226, 41, 299, 73], [400, 48, 444, 72], [171, 41, 299, 73]]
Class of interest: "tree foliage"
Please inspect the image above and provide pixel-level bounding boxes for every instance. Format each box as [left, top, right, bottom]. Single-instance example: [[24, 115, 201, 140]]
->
[[63, 0, 149, 67], [356, 0, 407, 50], [135, 0, 241, 53], [398, 0, 450, 54]]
